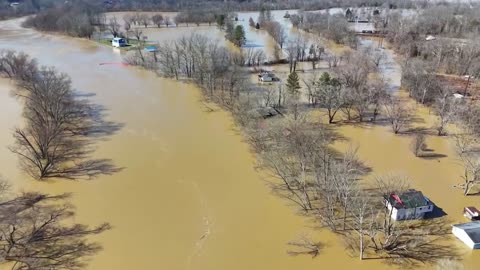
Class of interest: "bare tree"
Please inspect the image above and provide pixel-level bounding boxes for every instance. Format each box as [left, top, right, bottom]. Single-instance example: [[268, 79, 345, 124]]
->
[[9, 64, 122, 180], [164, 16, 171, 27], [348, 191, 372, 260], [455, 150, 480, 196], [434, 92, 456, 136], [383, 97, 412, 134], [287, 234, 322, 258], [0, 187, 110, 270], [316, 72, 343, 124], [410, 134, 427, 157], [265, 21, 287, 49], [137, 14, 151, 28], [0, 50, 37, 81], [152, 14, 163, 28], [123, 14, 133, 32], [107, 16, 121, 37], [326, 54, 341, 68], [131, 28, 143, 41]]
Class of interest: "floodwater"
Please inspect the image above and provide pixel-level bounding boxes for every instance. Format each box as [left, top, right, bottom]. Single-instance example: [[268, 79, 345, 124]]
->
[[0, 12, 478, 270]]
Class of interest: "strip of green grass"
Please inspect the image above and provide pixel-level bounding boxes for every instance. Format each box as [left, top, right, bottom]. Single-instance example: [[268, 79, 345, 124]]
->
[[94, 38, 156, 51]]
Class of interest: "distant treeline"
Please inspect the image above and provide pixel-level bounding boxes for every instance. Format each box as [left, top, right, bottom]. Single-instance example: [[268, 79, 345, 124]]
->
[[0, 0, 467, 20], [22, 2, 105, 38]]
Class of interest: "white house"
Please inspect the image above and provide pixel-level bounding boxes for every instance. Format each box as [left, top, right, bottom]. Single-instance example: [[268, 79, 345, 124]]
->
[[384, 189, 434, 220], [452, 221, 480, 249], [111, 37, 127, 48]]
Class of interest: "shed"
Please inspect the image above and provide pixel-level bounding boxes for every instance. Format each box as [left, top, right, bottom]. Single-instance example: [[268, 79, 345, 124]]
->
[[452, 221, 480, 249]]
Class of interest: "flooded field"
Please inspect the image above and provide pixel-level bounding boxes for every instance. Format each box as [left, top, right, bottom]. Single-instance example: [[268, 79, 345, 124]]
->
[[0, 10, 478, 270]]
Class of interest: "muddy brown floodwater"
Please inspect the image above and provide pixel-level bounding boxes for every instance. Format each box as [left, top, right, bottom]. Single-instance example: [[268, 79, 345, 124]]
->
[[0, 14, 478, 270]]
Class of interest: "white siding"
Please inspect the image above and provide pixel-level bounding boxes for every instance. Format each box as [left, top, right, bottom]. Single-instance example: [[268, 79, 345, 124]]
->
[[452, 227, 475, 249]]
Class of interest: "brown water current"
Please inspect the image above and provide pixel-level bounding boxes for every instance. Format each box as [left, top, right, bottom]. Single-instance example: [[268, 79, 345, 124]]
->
[[0, 15, 478, 270]]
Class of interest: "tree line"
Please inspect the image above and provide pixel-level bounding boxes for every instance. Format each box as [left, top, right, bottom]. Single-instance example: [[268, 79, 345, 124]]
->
[[291, 11, 357, 47], [22, 1, 105, 39], [0, 50, 122, 180]]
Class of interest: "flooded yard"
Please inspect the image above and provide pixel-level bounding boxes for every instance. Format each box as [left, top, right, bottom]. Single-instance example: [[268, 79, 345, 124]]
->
[[0, 10, 478, 270]]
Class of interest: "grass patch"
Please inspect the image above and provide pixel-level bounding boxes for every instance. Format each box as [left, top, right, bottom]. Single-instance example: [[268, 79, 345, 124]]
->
[[94, 38, 156, 51]]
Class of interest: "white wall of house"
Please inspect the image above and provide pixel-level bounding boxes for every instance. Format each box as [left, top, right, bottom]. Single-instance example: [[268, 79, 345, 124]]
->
[[385, 199, 433, 220], [452, 227, 476, 249]]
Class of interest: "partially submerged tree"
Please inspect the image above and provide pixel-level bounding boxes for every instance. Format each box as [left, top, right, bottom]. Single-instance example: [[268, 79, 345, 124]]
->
[[410, 134, 427, 157], [0, 182, 110, 269], [0, 51, 122, 180], [383, 97, 412, 134], [316, 72, 343, 124], [151, 14, 164, 28]]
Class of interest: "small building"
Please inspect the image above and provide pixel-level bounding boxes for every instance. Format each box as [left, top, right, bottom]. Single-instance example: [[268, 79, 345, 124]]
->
[[258, 72, 275, 82], [426, 35, 436, 41], [464, 207, 480, 221], [111, 37, 127, 48], [452, 221, 480, 249], [384, 189, 434, 220]]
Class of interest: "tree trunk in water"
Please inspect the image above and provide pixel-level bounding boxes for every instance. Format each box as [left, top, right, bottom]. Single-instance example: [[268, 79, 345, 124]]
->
[[359, 232, 364, 260]]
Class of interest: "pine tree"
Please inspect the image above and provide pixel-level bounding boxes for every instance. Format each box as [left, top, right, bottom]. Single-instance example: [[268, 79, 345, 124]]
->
[[286, 71, 301, 95], [286, 72, 302, 120], [233, 25, 246, 47]]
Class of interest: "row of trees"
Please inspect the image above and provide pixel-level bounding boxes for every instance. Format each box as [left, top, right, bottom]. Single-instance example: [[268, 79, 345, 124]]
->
[[95, 0, 420, 12], [0, 50, 121, 180], [22, 2, 105, 39], [0, 50, 114, 268], [122, 13, 172, 29], [256, 68, 454, 263], [127, 34, 251, 104], [381, 6, 480, 77], [293, 12, 357, 47]]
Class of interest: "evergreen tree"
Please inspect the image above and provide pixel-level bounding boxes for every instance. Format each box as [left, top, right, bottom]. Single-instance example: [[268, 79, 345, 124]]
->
[[286, 72, 302, 119], [255, 22, 260, 29], [232, 25, 246, 47], [286, 71, 301, 95]]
